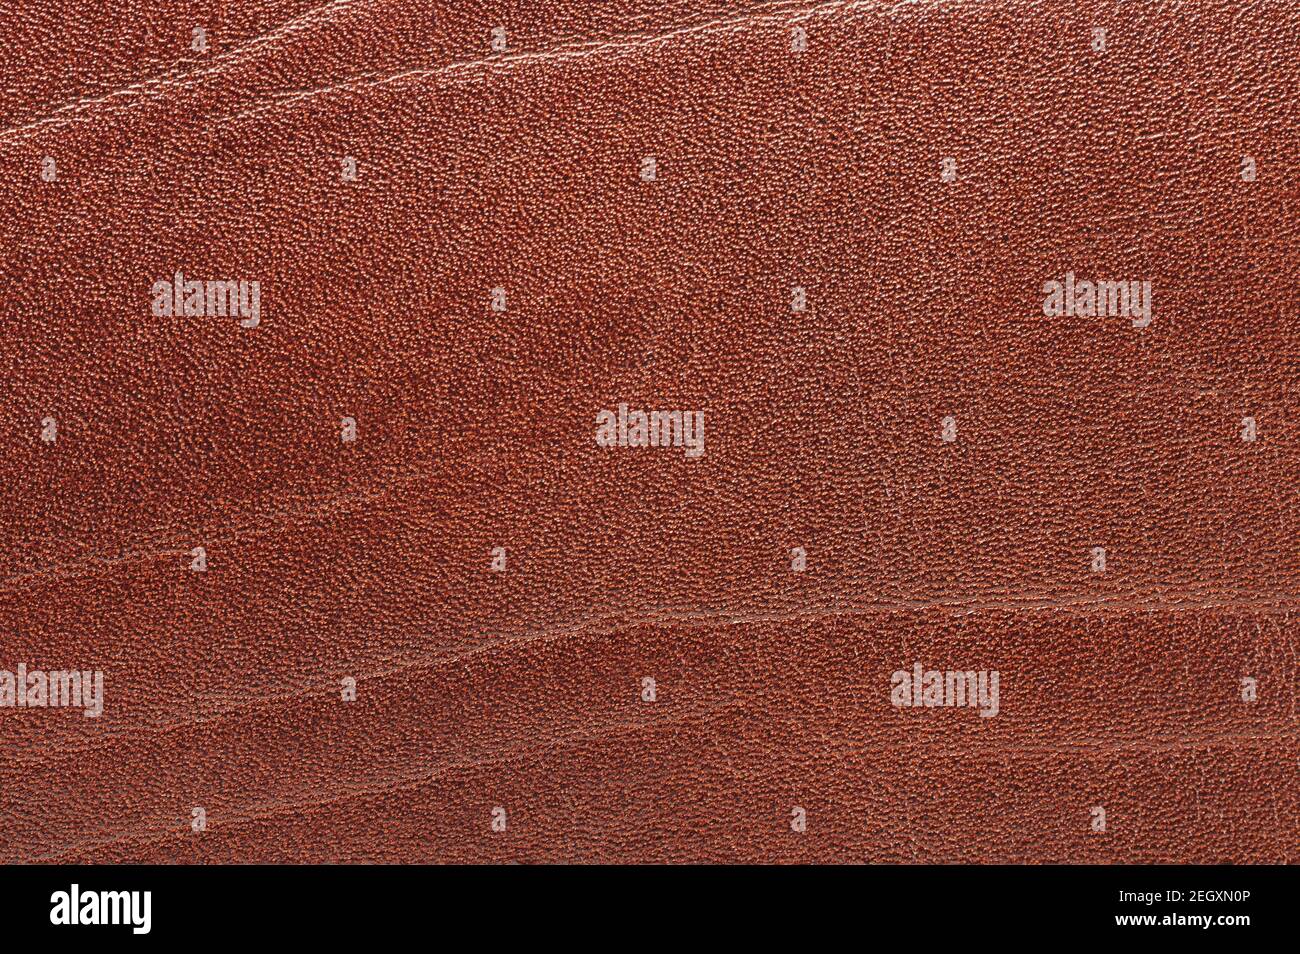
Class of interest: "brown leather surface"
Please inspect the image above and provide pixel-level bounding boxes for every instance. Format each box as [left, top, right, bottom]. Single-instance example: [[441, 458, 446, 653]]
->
[[1, 0, 1297, 863]]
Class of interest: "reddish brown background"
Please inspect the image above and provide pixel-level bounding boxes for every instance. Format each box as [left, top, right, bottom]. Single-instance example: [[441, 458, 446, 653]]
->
[[0, 0, 1297, 863]]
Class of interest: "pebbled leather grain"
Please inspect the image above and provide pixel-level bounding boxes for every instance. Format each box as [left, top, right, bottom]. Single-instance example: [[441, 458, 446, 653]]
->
[[0, 0, 1297, 863]]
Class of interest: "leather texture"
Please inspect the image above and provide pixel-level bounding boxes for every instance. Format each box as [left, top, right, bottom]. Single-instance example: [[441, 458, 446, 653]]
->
[[0, 0, 1297, 864]]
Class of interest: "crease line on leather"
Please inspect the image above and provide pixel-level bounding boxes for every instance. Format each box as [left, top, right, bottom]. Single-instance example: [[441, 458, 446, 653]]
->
[[211, 0, 897, 127], [0, 0, 365, 147], [18, 696, 743, 863], [18, 718, 1299, 864], [1, 0, 911, 145], [7, 463, 1298, 597], [7, 593, 1299, 770], [847, 343, 923, 859], [0, 432, 587, 591], [0, 457, 450, 593]]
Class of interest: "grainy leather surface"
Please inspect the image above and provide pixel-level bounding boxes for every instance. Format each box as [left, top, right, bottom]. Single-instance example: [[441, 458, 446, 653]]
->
[[0, 0, 1297, 863]]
